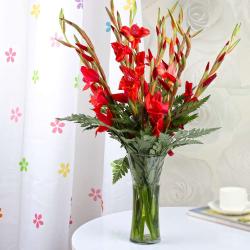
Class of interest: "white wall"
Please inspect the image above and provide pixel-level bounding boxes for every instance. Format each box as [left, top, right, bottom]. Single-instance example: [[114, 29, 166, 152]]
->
[[142, 0, 250, 206]]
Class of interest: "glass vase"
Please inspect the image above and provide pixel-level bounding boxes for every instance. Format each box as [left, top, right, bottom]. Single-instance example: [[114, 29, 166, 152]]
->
[[127, 153, 165, 244]]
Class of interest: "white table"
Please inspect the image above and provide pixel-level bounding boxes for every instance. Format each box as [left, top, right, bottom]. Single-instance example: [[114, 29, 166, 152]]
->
[[72, 207, 250, 250]]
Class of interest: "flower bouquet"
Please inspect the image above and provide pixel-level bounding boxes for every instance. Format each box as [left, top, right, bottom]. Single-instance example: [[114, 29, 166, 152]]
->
[[57, 0, 240, 244]]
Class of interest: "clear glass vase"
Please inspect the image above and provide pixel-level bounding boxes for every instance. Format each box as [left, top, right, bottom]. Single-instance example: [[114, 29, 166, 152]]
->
[[127, 153, 165, 244]]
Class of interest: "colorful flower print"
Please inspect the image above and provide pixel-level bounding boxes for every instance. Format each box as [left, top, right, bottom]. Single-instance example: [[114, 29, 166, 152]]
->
[[73, 75, 81, 88], [10, 107, 22, 122], [88, 188, 104, 211], [19, 158, 29, 172], [50, 119, 65, 134], [75, 0, 83, 9], [106, 21, 111, 32], [32, 70, 39, 84], [5, 48, 16, 63], [50, 32, 62, 47], [123, 0, 135, 10], [31, 4, 40, 18], [33, 213, 44, 228], [58, 163, 70, 177]]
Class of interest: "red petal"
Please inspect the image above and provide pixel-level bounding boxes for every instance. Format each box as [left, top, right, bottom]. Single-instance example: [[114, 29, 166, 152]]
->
[[76, 43, 88, 51], [112, 93, 128, 103], [81, 52, 94, 62], [202, 73, 217, 87], [81, 66, 99, 84]]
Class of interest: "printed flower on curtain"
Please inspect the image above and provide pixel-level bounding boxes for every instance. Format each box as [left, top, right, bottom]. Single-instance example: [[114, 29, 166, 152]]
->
[[5, 48, 16, 63], [32, 70, 39, 84], [0, 208, 3, 219], [10, 107, 22, 122], [73, 75, 81, 88], [50, 119, 65, 134], [50, 32, 62, 47], [75, 0, 83, 9], [33, 213, 44, 229], [31, 3, 40, 18], [19, 158, 29, 172], [88, 188, 103, 212], [58, 163, 70, 177], [123, 0, 135, 10], [106, 21, 111, 32]]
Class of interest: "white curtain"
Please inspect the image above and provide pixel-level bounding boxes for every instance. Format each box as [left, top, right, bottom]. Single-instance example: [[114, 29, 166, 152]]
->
[[0, 0, 110, 249]]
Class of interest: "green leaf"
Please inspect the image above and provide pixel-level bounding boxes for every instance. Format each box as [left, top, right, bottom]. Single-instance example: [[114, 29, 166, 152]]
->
[[59, 9, 65, 33], [111, 157, 129, 184], [174, 95, 210, 119]]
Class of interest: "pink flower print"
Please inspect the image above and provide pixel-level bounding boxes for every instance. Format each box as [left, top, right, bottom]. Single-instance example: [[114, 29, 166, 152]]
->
[[33, 213, 44, 229], [10, 107, 22, 122], [50, 119, 65, 134], [50, 32, 62, 47], [5, 48, 16, 63], [88, 188, 104, 212], [88, 188, 102, 201]]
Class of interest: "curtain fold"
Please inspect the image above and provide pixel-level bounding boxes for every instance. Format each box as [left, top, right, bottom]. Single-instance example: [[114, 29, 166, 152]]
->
[[1, 1, 83, 249]]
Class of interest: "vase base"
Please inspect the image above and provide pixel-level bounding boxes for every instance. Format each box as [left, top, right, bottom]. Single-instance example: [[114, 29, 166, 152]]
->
[[130, 235, 161, 245]]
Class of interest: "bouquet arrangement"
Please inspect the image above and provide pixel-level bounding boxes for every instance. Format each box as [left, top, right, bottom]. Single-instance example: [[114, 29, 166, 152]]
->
[[58, 0, 240, 244]]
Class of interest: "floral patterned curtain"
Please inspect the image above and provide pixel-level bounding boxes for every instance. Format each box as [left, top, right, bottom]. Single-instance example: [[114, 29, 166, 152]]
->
[[0, 0, 111, 249]]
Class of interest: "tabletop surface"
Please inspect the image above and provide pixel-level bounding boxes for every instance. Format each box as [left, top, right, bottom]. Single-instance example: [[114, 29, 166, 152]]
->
[[72, 207, 250, 250]]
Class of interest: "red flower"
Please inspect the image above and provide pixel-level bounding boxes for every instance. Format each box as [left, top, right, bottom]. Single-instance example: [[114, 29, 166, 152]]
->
[[111, 42, 132, 62], [120, 24, 150, 49], [156, 62, 176, 82], [95, 108, 113, 134], [158, 78, 174, 92], [202, 73, 217, 87], [119, 66, 141, 102], [76, 43, 94, 62], [184, 81, 193, 102], [135, 51, 145, 76], [81, 66, 99, 90], [167, 150, 174, 156], [145, 92, 169, 137], [90, 87, 109, 110], [112, 93, 128, 103]]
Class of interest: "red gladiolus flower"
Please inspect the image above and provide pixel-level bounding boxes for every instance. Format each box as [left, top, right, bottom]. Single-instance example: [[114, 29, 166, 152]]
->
[[202, 73, 217, 87], [147, 49, 153, 63], [111, 42, 132, 62], [120, 24, 150, 49], [184, 81, 193, 102], [145, 92, 169, 137], [119, 66, 141, 102], [81, 66, 99, 90], [156, 62, 176, 82], [153, 118, 164, 137], [135, 51, 145, 76], [112, 93, 128, 103], [158, 78, 174, 92], [90, 87, 109, 110], [167, 150, 174, 156], [95, 109, 113, 134]]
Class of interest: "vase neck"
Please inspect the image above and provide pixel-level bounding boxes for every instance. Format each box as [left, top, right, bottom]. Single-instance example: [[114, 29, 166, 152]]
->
[[127, 153, 165, 186]]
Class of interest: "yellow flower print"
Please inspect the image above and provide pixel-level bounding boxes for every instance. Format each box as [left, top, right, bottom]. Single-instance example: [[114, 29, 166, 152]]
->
[[123, 0, 135, 11], [58, 163, 70, 177], [31, 3, 40, 18]]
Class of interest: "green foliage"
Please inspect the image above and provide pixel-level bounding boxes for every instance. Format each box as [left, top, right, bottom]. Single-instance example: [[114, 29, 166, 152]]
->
[[58, 114, 100, 131], [111, 156, 129, 184], [170, 95, 210, 131]]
